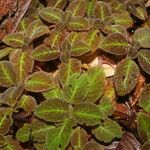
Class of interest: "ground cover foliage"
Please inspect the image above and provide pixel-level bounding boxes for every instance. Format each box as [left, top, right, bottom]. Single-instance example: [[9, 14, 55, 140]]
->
[[0, 0, 150, 149]]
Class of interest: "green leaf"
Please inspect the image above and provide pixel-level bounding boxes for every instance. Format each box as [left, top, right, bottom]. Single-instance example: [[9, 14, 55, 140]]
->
[[138, 49, 150, 75], [99, 97, 115, 120], [60, 40, 72, 62], [67, 17, 91, 31], [16, 119, 54, 142], [15, 95, 37, 114], [38, 7, 63, 24], [34, 99, 69, 122], [92, 119, 122, 143], [42, 87, 63, 100], [110, 1, 126, 14], [0, 86, 23, 107], [99, 33, 129, 55], [46, 118, 74, 150], [67, 32, 83, 46], [71, 41, 90, 56], [73, 103, 101, 126], [126, 41, 140, 59], [68, 0, 86, 17], [71, 127, 88, 150], [0, 61, 16, 87], [127, 3, 147, 20], [61, 10, 72, 25], [86, 0, 96, 17], [31, 44, 61, 61], [25, 71, 55, 92], [26, 20, 49, 40], [98, 84, 115, 119], [48, 0, 67, 9], [93, 1, 111, 22], [63, 73, 89, 104], [0, 109, 13, 135], [17, 18, 30, 33], [34, 143, 47, 150], [58, 58, 81, 86], [139, 84, 150, 113], [0, 47, 13, 60], [111, 13, 133, 28], [0, 134, 7, 148], [44, 31, 63, 48], [133, 28, 150, 48], [85, 30, 100, 52], [10, 49, 34, 83], [2, 136, 23, 150], [83, 141, 104, 150], [114, 59, 139, 96], [137, 112, 150, 142], [85, 67, 105, 103], [102, 25, 127, 36], [2, 33, 25, 48]]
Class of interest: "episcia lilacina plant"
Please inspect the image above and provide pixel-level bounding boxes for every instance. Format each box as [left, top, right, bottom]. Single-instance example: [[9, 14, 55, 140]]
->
[[0, 0, 150, 150]]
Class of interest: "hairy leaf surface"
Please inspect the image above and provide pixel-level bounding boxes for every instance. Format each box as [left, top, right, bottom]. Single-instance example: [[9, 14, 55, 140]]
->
[[46, 119, 74, 150], [31, 44, 61, 61], [111, 13, 133, 28], [63, 73, 89, 104], [42, 87, 63, 100], [99, 33, 129, 55], [58, 58, 81, 86], [25, 71, 55, 92], [0, 86, 23, 107], [85, 67, 105, 103], [0, 134, 7, 148], [139, 84, 150, 112], [0, 109, 13, 135], [99, 97, 114, 120], [2, 136, 23, 150], [26, 20, 50, 40], [47, 0, 67, 9], [93, 1, 111, 22], [2, 33, 25, 48], [110, 1, 126, 14], [34, 143, 46, 150], [92, 119, 122, 143], [18, 18, 30, 33], [133, 28, 150, 48], [138, 49, 150, 75], [71, 41, 90, 56], [73, 103, 101, 126], [44, 31, 63, 48], [16, 119, 54, 142], [127, 4, 147, 20], [34, 99, 69, 122], [38, 7, 63, 24], [10, 49, 34, 83], [85, 30, 100, 52], [0, 48, 13, 60], [137, 112, 150, 142], [15, 95, 37, 114], [68, 0, 86, 17], [114, 59, 139, 96], [102, 25, 127, 36], [86, 0, 96, 17], [67, 17, 91, 31], [0, 61, 16, 87], [71, 127, 88, 150]]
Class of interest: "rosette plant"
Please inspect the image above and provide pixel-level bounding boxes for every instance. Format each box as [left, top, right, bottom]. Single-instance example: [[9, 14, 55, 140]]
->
[[0, 0, 150, 150]]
